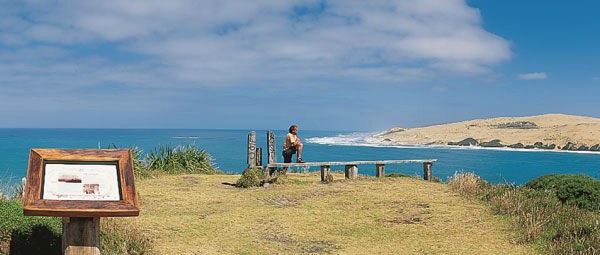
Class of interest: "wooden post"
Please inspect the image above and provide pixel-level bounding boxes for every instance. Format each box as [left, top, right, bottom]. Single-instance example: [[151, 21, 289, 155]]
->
[[376, 164, 385, 178], [247, 131, 256, 168], [423, 162, 433, 181], [267, 131, 276, 164], [266, 131, 277, 176], [62, 217, 100, 255], [345, 165, 358, 179], [255, 147, 262, 166], [320, 165, 331, 182]]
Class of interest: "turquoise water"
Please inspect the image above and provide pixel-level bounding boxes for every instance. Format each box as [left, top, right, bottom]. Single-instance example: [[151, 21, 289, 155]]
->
[[1, 129, 599, 185]]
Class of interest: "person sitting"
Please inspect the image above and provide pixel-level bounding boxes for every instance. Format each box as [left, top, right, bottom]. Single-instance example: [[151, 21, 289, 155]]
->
[[282, 125, 305, 163]]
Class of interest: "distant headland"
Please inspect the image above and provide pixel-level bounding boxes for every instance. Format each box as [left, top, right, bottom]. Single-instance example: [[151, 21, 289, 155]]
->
[[371, 114, 600, 152]]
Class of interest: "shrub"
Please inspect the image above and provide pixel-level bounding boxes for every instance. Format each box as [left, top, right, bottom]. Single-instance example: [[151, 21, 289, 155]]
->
[[146, 144, 218, 175], [447, 172, 486, 197], [525, 174, 600, 211], [236, 168, 264, 188]]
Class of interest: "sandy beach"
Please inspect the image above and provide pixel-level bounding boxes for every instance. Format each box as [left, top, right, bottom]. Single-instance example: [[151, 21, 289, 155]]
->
[[370, 114, 600, 151]]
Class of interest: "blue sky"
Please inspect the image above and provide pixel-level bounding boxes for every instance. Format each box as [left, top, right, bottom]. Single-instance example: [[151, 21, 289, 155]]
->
[[0, 0, 598, 131]]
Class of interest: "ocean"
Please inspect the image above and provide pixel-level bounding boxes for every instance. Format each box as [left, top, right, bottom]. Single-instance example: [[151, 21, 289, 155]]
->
[[1, 128, 599, 185]]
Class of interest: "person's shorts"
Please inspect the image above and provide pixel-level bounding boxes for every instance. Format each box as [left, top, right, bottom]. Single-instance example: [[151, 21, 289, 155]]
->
[[282, 147, 297, 163]]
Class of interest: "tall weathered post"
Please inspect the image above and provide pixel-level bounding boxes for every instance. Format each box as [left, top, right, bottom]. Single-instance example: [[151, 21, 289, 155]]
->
[[266, 131, 277, 175], [255, 147, 262, 166], [247, 131, 257, 168], [267, 131, 276, 164]]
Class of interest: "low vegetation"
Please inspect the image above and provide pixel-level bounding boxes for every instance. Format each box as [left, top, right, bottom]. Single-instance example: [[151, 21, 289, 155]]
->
[[235, 167, 264, 188], [525, 174, 600, 212], [449, 172, 600, 255], [0, 199, 152, 255], [235, 168, 309, 188], [494, 121, 539, 129], [109, 144, 219, 178]]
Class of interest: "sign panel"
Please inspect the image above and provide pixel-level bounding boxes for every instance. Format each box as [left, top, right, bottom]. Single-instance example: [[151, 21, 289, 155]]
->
[[42, 162, 121, 201], [23, 149, 140, 217]]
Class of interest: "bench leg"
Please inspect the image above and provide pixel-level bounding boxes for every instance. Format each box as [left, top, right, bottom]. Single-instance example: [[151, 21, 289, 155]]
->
[[345, 165, 358, 179], [423, 162, 433, 181], [320, 165, 331, 182], [376, 164, 385, 177]]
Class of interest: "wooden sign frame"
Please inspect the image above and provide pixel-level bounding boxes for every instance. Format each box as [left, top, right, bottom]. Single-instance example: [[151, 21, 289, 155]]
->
[[23, 149, 140, 217]]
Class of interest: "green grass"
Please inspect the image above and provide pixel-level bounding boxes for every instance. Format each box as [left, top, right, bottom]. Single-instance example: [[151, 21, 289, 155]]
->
[[0, 200, 61, 254], [0, 199, 152, 254], [448, 172, 600, 255]]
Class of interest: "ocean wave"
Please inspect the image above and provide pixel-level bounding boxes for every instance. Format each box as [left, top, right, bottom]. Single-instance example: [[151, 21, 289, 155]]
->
[[172, 136, 200, 139], [307, 133, 600, 155], [306, 132, 378, 146]]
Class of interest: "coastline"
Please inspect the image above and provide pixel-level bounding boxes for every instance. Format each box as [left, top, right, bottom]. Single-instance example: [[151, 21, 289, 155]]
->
[[307, 133, 600, 155], [363, 114, 600, 154]]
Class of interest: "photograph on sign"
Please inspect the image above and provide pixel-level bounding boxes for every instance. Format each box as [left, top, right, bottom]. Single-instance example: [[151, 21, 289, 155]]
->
[[42, 162, 121, 201]]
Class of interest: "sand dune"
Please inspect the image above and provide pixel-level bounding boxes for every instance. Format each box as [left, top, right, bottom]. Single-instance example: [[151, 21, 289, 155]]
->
[[371, 114, 600, 151]]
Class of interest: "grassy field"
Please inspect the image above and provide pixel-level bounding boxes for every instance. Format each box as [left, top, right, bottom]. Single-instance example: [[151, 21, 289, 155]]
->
[[123, 173, 534, 254]]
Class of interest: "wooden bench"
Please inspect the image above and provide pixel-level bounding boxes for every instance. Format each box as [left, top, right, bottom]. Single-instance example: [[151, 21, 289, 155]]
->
[[267, 159, 437, 181], [247, 131, 438, 181]]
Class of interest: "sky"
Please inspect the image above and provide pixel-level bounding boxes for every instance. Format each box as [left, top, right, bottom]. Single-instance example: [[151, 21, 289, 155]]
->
[[0, 0, 599, 131]]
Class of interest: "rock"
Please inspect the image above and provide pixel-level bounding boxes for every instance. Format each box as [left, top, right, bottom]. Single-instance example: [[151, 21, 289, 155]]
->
[[262, 182, 271, 188], [494, 121, 538, 129], [547, 144, 556, 150], [562, 142, 575, 150], [383, 127, 407, 135], [480, 139, 504, 147], [533, 142, 544, 149], [590, 144, 600, 151], [508, 143, 525, 148], [524, 145, 535, 149], [383, 138, 391, 142], [450, 138, 479, 146], [578, 145, 590, 151]]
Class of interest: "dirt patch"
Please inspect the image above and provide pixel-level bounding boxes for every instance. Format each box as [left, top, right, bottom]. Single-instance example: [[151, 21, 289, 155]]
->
[[181, 176, 199, 185], [257, 195, 299, 208], [258, 219, 340, 254], [301, 240, 341, 254], [383, 202, 433, 225]]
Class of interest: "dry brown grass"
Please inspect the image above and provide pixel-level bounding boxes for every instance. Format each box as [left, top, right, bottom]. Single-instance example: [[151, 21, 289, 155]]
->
[[130, 173, 534, 255]]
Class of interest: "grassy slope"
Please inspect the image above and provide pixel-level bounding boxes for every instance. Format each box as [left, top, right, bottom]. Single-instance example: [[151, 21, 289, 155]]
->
[[128, 173, 534, 255]]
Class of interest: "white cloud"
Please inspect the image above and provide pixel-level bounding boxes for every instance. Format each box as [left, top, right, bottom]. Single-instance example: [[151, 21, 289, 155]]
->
[[0, 0, 511, 89], [518, 72, 548, 80]]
